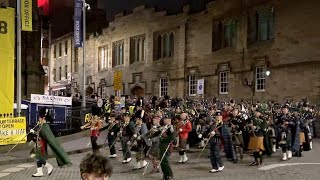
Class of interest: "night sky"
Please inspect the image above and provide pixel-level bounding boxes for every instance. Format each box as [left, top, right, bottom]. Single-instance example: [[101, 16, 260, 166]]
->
[[101, 0, 211, 21], [50, 0, 212, 39]]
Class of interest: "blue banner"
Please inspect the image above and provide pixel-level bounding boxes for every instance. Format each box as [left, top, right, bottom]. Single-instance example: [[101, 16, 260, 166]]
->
[[74, 0, 83, 47]]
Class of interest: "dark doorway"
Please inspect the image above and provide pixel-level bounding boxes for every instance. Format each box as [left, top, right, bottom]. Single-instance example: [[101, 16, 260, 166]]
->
[[131, 86, 144, 97]]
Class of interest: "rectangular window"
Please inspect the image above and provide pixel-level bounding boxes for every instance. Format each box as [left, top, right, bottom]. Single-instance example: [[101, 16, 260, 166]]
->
[[59, 43, 62, 57], [213, 20, 237, 51], [219, 71, 229, 94], [65, 65, 68, 80], [112, 41, 124, 67], [101, 86, 106, 98], [188, 75, 197, 96], [255, 66, 266, 92], [98, 46, 108, 70], [248, 7, 275, 44], [53, 45, 56, 59], [159, 78, 168, 97], [64, 40, 68, 55], [53, 69, 56, 82], [224, 20, 237, 48], [59, 67, 62, 80]]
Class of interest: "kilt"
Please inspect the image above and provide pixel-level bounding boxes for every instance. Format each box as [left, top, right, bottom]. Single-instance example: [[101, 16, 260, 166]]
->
[[232, 134, 244, 146], [299, 132, 306, 144], [179, 138, 187, 150], [248, 136, 265, 151], [148, 143, 160, 159]]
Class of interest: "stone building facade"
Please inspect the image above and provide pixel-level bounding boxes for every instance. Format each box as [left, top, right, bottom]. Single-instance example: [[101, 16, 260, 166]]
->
[[49, 0, 320, 102], [49, 33, 74, 96]]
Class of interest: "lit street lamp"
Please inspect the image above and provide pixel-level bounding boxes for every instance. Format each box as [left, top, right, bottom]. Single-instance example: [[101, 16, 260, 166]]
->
[[266, 70, 271, 77]]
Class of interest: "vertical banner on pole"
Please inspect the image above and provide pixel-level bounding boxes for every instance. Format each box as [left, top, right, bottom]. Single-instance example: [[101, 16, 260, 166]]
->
[[74, 0, 83, 47], [0, 8, 15, 116], [21, 0, 33, 31]]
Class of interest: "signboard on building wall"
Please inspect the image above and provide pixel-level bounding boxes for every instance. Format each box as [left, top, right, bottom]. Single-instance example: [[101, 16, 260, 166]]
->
[[31, 94, 72, 106], [113, 71, 123, 91], [197, 79, 204, 95]]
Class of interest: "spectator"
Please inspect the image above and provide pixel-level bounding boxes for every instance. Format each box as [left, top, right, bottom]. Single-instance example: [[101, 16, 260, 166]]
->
[[80, 153, 113, 180]]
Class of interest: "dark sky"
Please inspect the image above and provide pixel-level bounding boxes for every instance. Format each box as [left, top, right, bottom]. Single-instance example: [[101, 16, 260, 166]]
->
[[50, 0, 212, 39], [101, 0, 212, 21]]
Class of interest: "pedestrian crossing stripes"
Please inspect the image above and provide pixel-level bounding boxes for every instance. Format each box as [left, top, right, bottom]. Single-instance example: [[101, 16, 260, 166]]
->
[[0, 163, 34, 178]]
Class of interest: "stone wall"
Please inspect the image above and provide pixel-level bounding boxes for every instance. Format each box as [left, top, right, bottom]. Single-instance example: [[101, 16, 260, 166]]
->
[[186, 0, 320, 102], [50, 0, 320, 102]]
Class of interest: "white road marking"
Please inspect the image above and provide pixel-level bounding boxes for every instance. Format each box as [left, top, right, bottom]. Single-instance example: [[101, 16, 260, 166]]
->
[[259, 163, 320, 171], [16, 164, 34, 168], [2, 167, 25, 173], [0, 172, 11, 178]]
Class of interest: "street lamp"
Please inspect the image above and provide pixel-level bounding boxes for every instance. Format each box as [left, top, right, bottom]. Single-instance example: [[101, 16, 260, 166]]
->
[[266, 70, 271, 77]]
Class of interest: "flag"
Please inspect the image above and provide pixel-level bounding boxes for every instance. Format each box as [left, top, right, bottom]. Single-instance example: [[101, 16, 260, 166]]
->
[[0, 7, 15, 116], [74, 0, 83, 47]]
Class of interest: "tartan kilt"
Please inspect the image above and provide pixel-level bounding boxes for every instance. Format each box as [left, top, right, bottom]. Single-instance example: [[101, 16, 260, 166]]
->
[[248, 136, 265, 151], [232, 134, 244, 146], [299, 132, 306, 144]]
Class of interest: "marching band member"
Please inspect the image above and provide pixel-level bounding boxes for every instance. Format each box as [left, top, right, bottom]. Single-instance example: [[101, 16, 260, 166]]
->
[[81, 115, 103, 154], [106, 114, 120, 158], [230, 107, 245, 160], [159, 118, 176, 180], [248, 107, 267, 166], [177, 112, 192, 163], [209, 111, 224, 173], [30, 107, 71, 177], [120, 113, 135, 164], [277, 105, 293, 160], [132, 117, 148, 170], [147, 115, 162, 173]]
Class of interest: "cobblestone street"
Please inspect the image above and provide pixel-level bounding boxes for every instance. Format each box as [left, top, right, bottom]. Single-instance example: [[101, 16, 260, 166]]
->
[[0, 140, 320, 180]]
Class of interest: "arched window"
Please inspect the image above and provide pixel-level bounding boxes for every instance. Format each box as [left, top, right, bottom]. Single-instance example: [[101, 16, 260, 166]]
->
[[157, 35, 162, 59], [169, 32, 174, 57], [163, 33, 170, 57]]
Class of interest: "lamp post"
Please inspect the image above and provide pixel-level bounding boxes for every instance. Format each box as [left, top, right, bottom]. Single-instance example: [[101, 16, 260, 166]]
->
[[81, 1, 90, 109]]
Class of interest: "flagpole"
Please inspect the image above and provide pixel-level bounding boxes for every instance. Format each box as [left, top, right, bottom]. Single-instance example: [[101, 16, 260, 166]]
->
[[16, 0, 22, 117]]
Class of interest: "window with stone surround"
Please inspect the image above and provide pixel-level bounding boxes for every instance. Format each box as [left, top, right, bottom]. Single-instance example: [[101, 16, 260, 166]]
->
[[53, 68, 56, 82], [189, 75, 197, 96], [59, 43, 62, 57], [53, 45, 56, 59], [59, 67, 61, 81], [112, 40, 124, 67], [98, 45, 108, 70], [247, 7, 275, 44], [219, 71, 229, 94], [65, 65, 68, 80], [255, 66, 266, 92], [212, 19, 237, 51], [155, 32, 174, 60], [64, 40, 68, 55], [159, 78, 168, 97], [130, 35, 146, 64]]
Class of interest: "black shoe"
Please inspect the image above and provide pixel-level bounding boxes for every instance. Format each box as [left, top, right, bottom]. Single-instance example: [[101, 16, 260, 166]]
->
[[250, 161, 259, 166]]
